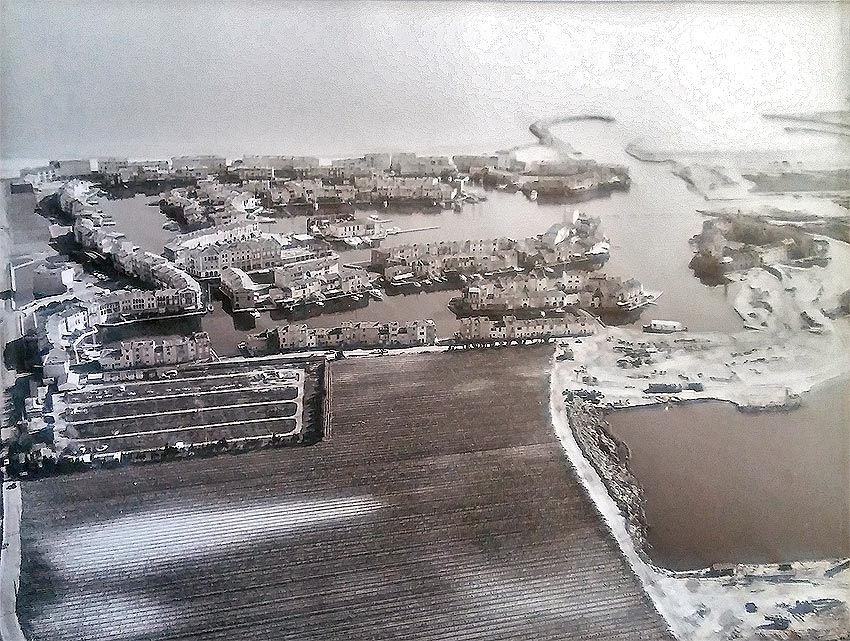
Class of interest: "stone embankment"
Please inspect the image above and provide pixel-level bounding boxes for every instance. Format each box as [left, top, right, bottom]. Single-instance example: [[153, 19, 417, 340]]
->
[[562, 393, 650, 556], [529, 114, 615, 156]]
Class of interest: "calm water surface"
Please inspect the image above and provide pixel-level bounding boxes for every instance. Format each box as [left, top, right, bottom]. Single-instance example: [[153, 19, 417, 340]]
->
[[98, 119, 747, 347], [606, 378, 850, 571]]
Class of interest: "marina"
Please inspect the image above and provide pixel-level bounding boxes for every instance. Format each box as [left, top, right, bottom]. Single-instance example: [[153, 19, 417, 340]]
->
[[3, 2, 849, 639]]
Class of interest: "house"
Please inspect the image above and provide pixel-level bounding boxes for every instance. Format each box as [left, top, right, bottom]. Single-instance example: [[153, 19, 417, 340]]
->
[[100, 332, 212, 370], [220, 267, 269, 310]]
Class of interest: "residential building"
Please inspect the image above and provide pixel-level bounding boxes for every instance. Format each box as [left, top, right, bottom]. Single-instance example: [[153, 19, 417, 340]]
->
[[100, 332, 212, 370], [230, 165, 275, 181], [452, 155, 499, 173], [372, 237, 519, 279], [272, 250, 338, 285], [324, 217, 385, 240], [457, 315, 595, 342], [171, 155, 227, 175], [241, 155, 320, 171], [331, 153, 392, 175], [32, 260, 79, 297], [19, 165, 58, 186], [220, 267, 269, 310], [351, 175, 453, 203], [164, 220, 261, 263], [183, 233, 289, 278], [50, 159, 93, 178], [275, 319, 436, 351], [97, 157, 129, 174], [390, 154, 455, 177]]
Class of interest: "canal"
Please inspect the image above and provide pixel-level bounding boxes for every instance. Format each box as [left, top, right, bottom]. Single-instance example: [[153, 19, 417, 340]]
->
[[93, 122, 847, 571], [97, 118, 750, 351]]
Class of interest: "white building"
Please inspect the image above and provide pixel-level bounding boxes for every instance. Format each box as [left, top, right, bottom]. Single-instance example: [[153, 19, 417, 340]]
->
[[19, 165, 58, 186], [457, 316, 594, 342], [220, 267, 269, 310], [50, 159, 93, 178], [276, 319, 436, 351], [171, 155, 227, 175], [100, 332, 212, 370]]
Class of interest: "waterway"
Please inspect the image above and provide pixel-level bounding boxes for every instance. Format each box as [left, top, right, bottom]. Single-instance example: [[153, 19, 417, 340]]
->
[[95, 119, 750, 347], [606, 376, 850, 571]]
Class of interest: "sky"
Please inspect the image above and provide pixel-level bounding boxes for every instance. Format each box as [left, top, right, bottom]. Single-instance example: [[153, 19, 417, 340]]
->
[[1, 1, 848, 166]]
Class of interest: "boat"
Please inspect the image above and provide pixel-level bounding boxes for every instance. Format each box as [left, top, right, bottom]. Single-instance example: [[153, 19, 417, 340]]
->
[[643, 319, 687, 334], [617, 289, 663, 311], [370, 288, 384, 300]]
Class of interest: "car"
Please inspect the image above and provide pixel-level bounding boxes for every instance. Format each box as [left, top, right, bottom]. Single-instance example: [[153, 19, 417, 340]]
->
[[163, 369, 178, 378], [6, 482, 17, 489]]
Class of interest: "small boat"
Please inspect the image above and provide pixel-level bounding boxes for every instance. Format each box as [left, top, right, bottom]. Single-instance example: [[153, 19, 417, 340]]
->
[[643, 320, 687, 334]]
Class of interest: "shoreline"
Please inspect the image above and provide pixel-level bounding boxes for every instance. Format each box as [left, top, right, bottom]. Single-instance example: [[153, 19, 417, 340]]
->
[[550, 356, 850, 640]]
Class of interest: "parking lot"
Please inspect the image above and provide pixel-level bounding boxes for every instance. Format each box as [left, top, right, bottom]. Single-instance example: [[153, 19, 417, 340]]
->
[[59, 358, 321, 453]]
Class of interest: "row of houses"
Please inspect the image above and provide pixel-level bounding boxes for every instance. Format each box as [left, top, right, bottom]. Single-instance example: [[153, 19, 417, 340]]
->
[[271, 175, 454, 206], [452, 151, 524, 174], [370, 217, 609, 284], [21, 157, 230, 188], [272, 319, 436, 352], [21, 151, 528, 190], [242, 153, 453, 178], [220, 257, 369, 311], [456, 315, 596, 343], [371, 237, 520, 282], [164, 219, 311, 279], [521, 168, 629, 196], [462, 271, 588, 311], [99, 332, 212, 370], [456, 272, 647, 314], [62, 181, 204, 317]]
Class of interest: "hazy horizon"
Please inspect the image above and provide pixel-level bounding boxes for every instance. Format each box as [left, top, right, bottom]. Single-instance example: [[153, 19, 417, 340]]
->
[[2, 1, 849, 167]]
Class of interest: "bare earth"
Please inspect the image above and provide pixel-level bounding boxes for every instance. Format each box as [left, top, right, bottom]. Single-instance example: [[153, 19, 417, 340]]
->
[[18, 348, 672, 641]]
